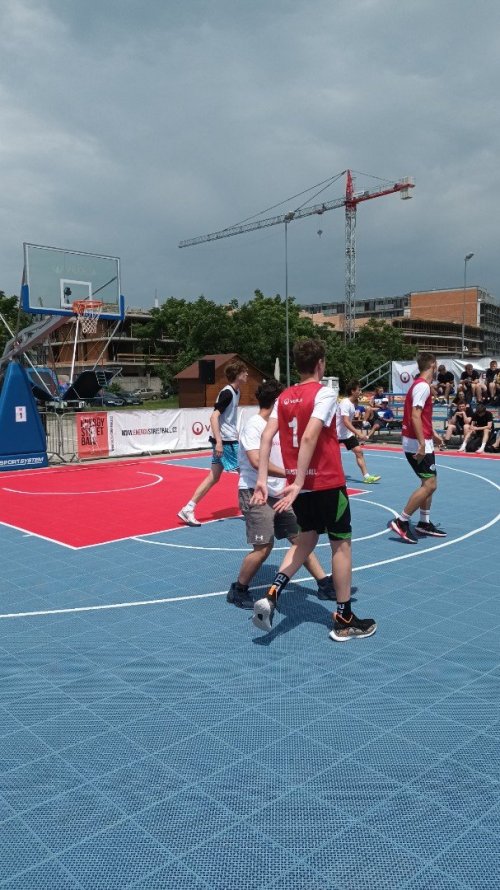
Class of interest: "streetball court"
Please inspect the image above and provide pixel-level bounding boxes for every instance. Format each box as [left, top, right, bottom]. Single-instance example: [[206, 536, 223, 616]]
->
[[0, 445, 498, 889]]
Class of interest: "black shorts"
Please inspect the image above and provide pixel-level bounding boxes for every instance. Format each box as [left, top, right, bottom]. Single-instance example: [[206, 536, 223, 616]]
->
[[339, 436, 359, 451], [292, 487, 352, 540], [405, 452, 437, 478]]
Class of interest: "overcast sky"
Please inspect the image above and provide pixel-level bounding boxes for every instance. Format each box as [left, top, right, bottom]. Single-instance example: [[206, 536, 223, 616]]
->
[[1, 0, 499, 313]]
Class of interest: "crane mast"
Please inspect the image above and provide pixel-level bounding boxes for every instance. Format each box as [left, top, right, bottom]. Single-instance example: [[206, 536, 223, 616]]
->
[[179, 170, 414, 340]]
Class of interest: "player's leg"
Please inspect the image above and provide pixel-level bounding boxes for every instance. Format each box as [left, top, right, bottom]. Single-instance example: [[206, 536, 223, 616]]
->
[[252, 530, 318, 630], [227, 490, 274, 608], [352, 442, 380, 483], [178, 459, 224, 525], [301, 548, 335, 600], [326, 490, 376, 641], [276, 506, 335, 600], [391, 454, 445, 541]]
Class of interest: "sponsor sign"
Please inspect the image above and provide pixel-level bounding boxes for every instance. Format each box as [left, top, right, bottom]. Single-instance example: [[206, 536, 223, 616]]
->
[[74, 406, 260, 459], [77, 413, 110, 459]]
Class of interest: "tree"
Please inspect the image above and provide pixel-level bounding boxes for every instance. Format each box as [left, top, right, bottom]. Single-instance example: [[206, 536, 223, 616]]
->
[[132, 292, 412, 392], [0, 292, 32, 356], [231, 290, 331, 378]]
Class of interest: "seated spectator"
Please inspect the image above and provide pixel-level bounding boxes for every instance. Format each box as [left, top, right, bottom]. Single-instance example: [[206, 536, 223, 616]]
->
[[352, 404, 371, 432], [370, 385, 387, 408], [484, 359, 500, 405], [443, 396, 473, 447], [434, 364, 455, 403], [375, 398, 398, 429], [458, 403, 494, 454], [459, 363, 483, 404], [490, 427, 500, 452], [364, 397, 399, 439]]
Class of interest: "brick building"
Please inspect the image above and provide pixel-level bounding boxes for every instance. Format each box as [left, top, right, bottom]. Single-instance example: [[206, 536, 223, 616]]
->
[[300, 287, 500, 356]]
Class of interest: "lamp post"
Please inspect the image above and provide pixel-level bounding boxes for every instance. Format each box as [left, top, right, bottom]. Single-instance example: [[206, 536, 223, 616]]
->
[[284, 217, 293, 387], [461, 252, 474, 359]]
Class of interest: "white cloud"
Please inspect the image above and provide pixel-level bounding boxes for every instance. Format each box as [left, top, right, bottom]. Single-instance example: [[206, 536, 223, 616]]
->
[[1, 0, 500, 308]]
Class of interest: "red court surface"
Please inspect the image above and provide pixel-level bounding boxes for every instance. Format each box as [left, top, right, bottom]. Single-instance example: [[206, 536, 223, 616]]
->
[[0, 457, 366, 549], [0, 458, 242, 548]]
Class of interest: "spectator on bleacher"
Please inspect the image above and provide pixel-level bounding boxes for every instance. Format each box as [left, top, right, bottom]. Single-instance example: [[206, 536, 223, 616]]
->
[[352, 403, 370, 433], [458, 364, 483, 405], [484, 360, 500, 404], [434, 364, 455, 403], [458, 403, 494, 454], [370, 385, 387, 408], [374, 398, 397, 431], [443, 396, 473, 448]]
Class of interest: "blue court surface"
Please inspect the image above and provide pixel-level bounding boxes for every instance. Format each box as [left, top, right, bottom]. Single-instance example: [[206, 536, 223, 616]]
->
[[0, 447, 498, 889]]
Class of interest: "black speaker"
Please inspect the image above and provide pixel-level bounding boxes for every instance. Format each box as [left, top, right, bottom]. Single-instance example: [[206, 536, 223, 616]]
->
[[199, 359, 215, 384]]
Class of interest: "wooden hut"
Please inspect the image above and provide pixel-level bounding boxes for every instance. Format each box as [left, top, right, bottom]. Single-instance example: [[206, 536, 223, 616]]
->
[[174, 353, 266, 408]]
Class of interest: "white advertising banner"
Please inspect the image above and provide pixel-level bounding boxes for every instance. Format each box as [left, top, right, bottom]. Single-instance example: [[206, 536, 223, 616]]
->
[[391, 361, 418, 394], [391, 356, 498, 394], [108, 410, 183, 456], [106, 406, 260, 457]]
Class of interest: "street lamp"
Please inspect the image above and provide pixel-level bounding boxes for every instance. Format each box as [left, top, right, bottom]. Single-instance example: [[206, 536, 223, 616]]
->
[[461, 252, 474, 359], [284, 216, 294, 387]]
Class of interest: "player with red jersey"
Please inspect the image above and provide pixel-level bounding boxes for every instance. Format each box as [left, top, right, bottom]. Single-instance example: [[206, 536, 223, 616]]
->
[[390, 352, 447, 544], [250, 339, 376, 642]]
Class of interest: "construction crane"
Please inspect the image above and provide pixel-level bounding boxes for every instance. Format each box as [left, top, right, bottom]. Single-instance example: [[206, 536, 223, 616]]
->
[[179, 169, 414, 344]]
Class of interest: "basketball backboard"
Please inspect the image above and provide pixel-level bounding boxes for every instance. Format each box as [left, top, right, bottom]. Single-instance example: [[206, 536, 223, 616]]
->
[[21, 243, 125, 320]]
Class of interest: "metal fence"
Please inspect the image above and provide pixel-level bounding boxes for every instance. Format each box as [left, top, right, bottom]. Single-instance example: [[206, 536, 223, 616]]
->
[[40, 410, 80, 464]]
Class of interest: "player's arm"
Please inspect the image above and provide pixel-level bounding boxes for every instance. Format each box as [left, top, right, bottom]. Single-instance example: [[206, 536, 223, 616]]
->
[[274, 417, 323, 512], [251, 416, 279, 504], [210, 389, 233, 456], [411, 406, 426, 461], [245, 448, 285, 478], [432, 426, 444, 448], [210, 409, 223, 456], [342, 411, 366, 440]]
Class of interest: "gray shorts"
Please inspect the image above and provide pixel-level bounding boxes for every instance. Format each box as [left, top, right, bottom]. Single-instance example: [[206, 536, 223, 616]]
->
[[238, 488, 299, 546]]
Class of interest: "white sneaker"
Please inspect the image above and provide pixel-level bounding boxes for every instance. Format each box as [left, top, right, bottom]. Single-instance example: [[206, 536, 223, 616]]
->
[[177, 507, 201, 527], [252, 597, 275, 631], [458, 444, 466, 452], [477, 445, 485, 454]]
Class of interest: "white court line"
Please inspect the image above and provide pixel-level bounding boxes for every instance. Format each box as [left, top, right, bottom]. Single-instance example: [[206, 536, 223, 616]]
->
[[132, 498, 397, 551], [2, 506, 497, 621], [2, 471, 164, 496], [0, 461, 497, 620]]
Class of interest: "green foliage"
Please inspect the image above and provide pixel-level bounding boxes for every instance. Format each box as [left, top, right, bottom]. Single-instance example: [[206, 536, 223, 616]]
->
[[127, 292, 414, 391], [0, 292, 32, 355]]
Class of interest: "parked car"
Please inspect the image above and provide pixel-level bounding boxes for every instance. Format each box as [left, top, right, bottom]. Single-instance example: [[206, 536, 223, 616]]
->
[[86, 388, 143, 408], [132, 387, 162, 400], [87, 389, 127, 408], [112, 388, 144, 406]]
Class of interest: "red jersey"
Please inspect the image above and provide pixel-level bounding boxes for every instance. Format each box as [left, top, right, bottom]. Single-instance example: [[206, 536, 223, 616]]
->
[[402, 377, 434, 440], [276, 381, 345, 491]]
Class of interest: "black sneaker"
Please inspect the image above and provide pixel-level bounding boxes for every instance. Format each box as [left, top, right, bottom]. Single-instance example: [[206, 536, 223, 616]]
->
[[315, 574, 336, 601], [226, 582, 254, 609], [415, 521, 447, 538], [329, 612, 377, 642], [389, 517, 418, 544]]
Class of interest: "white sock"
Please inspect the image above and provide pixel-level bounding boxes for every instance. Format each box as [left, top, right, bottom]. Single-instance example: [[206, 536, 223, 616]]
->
[[185, 500, 196, 511], [420, 509, 430, 523]]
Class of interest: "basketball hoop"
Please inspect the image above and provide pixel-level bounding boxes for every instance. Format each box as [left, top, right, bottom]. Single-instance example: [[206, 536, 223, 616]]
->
[[72, 300, 103, 335]]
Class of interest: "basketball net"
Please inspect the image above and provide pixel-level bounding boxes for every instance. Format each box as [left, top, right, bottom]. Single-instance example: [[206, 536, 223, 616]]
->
[[72, 300, 103, 335]]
